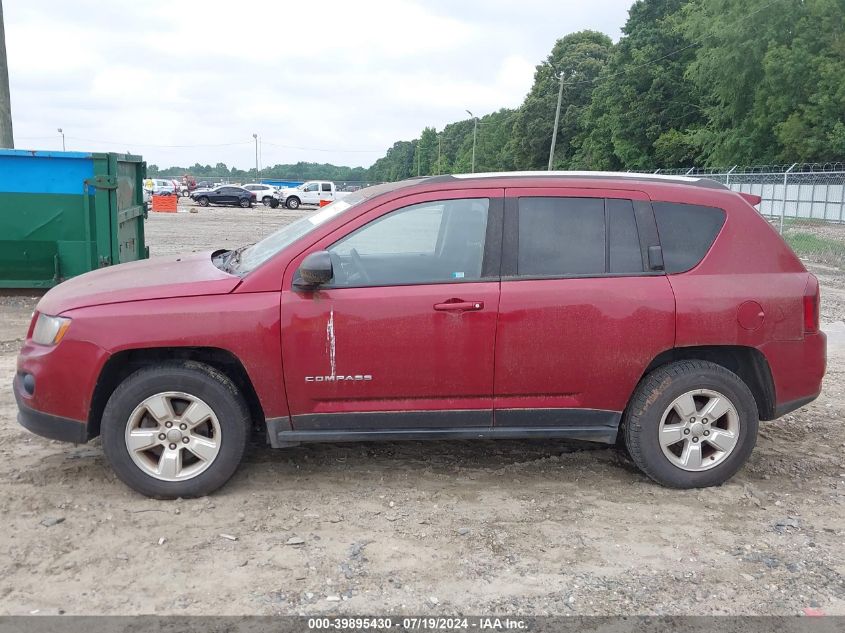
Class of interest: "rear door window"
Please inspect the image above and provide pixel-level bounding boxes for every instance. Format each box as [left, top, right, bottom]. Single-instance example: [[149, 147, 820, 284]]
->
[[652, 202, 726, 273], [518, 197, 605, 276], [515, 197, 645, 277]]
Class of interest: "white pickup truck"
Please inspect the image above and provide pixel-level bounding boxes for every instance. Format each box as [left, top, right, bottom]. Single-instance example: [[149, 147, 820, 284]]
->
[[278, 181, 347, 209]]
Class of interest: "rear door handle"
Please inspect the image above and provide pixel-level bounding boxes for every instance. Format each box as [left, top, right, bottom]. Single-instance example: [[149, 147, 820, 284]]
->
[[434, 300, 484, 312]]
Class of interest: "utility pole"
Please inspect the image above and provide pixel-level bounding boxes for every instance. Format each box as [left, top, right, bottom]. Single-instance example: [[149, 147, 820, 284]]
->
[[465, 110, 478, 174], [57, 128, 65, 151], [0, 0, 14, 148], [252, 133, 258, 177], [437, 135, 441, 175], [548, 70, 564, 171]]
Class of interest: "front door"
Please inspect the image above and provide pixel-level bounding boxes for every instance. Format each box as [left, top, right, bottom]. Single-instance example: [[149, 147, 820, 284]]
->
[[281, 190, 503, 431], [493, 188, 675, 440], [301, 183, 320, 205]]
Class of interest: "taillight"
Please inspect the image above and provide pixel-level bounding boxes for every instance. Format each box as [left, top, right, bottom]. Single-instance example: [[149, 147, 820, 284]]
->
[[803, 275, 820, 334]]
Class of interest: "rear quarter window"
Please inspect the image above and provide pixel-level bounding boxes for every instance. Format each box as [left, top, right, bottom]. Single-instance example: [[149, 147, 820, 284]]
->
[[652, 202, 726, 273]]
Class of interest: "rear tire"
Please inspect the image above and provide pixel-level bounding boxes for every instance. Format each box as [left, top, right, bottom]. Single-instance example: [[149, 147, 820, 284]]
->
[[286, 196, 300, 210], [101, 361, 250, 499], [624, 360, 758, 488], [239, 198, 251, 208]]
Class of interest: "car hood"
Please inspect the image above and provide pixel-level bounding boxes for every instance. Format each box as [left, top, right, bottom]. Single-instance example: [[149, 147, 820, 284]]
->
[[38, 251, 241, 315]]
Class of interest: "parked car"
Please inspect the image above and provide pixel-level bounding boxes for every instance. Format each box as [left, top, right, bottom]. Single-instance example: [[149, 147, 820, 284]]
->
[[14, 172, 826, 498], [242, 183, 280, 207], [278, 181, 347, 209], [171, 179, 189, 197], [193, 180, 220, 193], [190, 185, 255, 208], [144, 178, 176, 196]]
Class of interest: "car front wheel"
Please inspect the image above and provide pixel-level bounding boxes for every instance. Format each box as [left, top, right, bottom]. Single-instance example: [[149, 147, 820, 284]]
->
[[197, 197, 209, 207], [101, 361, 250, 499], [623, 360, 758, 488], [286, 196, 300, 209]]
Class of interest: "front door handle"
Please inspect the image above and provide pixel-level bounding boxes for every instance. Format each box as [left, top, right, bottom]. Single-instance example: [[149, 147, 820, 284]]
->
[[434, 299, 484, 312]]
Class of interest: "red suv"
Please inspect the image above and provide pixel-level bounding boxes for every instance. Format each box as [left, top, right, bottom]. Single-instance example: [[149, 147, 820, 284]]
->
[[14, 173, 826, 498]]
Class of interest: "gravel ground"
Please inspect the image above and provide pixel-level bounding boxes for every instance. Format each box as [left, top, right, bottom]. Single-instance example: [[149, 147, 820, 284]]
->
[[1, 201, 844, 616]]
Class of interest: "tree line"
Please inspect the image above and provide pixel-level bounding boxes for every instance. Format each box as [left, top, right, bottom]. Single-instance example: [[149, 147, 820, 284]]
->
[[151, 0, 844, 183]]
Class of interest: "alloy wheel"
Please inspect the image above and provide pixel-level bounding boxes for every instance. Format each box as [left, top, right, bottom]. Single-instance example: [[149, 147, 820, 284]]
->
[[124, 391, 222, 481], [658, 389, 740, 471]]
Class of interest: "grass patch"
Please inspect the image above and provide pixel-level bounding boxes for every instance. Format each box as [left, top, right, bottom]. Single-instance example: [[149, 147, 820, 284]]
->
[[784, 231, 845, 268]]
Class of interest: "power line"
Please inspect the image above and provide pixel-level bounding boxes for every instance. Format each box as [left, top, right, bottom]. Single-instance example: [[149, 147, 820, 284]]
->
[[65, 136, 252, 148], [261, 140, 383, 153]]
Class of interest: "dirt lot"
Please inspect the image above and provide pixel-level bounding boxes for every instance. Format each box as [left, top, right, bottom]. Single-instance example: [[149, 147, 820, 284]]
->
[[1, 201, 844, 616]]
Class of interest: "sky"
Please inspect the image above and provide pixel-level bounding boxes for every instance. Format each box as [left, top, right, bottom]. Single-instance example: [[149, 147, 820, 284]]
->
[[5, 0, 634, 170]]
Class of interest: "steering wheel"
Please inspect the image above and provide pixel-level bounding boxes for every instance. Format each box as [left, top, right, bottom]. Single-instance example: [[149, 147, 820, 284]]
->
[[349, 248, 372, 285]]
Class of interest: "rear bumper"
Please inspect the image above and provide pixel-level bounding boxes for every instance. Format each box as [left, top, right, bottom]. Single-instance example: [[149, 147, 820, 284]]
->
[[14, 375, 88, 444], [764, 330, 826, 418]]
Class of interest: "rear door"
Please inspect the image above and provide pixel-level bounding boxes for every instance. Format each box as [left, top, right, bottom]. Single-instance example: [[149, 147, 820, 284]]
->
[[493, 187, 675, 439]]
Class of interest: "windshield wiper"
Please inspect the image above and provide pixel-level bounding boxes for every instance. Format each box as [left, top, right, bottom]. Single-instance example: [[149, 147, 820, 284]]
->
[[221, 243, 253, 274]]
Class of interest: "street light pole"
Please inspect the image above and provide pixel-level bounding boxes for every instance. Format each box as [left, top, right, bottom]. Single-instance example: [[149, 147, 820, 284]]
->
[[548, 70, 564, 171], [57, 128, 65, 151], [0, 0, 14, 149], [252, 133, 259, 177], [465, 110, 478, 174]]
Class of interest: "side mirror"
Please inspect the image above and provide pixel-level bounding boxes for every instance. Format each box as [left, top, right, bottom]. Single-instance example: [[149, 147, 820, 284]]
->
[[296, 250, 333, 287]]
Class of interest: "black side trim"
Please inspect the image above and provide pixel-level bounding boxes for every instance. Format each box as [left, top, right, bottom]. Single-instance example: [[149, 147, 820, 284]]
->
[[265, 416, 296, 448], [494, 408, 621, 429], [274, 426, 618, 445], [633, 199, 661, 271], [773, 394, 819, 419], [480, 194, 504, 279], [293, 409, 492, 431], [15, 383, 88, 444]]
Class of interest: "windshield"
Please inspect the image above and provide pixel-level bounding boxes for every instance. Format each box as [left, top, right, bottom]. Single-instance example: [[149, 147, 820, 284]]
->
[[227, 180, 426, 275]]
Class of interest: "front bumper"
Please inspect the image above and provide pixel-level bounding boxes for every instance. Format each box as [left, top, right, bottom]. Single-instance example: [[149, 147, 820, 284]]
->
[[14, 374, 88, 444]]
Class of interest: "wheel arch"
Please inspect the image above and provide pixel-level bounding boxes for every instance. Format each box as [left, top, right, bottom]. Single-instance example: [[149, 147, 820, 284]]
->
[[87, 347, 264, 440], [636, 345, 776, 421]]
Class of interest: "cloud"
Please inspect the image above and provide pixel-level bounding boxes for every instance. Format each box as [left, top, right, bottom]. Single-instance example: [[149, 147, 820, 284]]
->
[[6, 0, 632, 169]]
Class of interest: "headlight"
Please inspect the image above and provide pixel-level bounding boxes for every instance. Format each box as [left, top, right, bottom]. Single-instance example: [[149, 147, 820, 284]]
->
[[32, 314, 72, 346]]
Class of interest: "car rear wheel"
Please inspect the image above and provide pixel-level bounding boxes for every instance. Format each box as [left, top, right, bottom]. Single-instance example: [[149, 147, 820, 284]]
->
[[101, 361, 250, 499], [286, 196, 300, 210], [239, 198, 251, 208], [197, 197, 209, 207], [623, 360, 758, 488]]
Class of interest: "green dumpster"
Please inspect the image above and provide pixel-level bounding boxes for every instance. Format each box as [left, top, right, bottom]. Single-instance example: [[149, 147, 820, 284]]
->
[[0, 149, 148, 288]]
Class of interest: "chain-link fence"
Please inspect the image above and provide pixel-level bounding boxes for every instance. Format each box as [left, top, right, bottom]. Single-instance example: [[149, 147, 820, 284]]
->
[[657, 163, 845, 272]]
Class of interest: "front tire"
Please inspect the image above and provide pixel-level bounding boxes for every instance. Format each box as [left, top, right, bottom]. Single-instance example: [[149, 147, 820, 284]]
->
[[197, 196, 209, 207], [101, 361, 250, 499], [624, 360, 758, 488], [286, 196, 300, 209]]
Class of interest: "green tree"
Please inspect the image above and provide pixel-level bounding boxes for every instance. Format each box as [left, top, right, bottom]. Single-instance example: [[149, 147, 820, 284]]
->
[[576, 0, 703, 170], [681, 0, 845, 165], [510, 30, 613, 170]]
